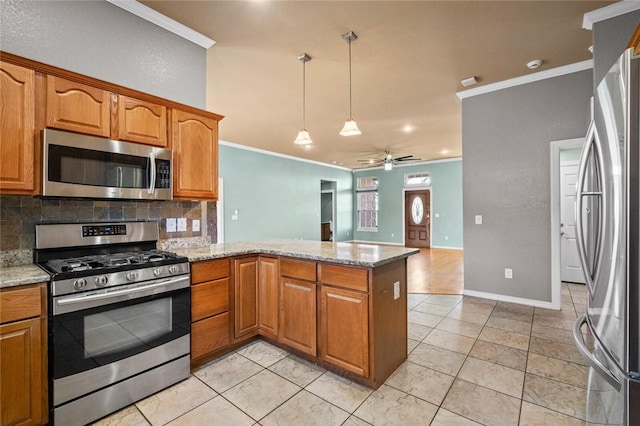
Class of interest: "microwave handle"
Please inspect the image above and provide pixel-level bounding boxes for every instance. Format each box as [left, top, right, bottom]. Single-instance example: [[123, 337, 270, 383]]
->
[[148, 153, 156, 194]]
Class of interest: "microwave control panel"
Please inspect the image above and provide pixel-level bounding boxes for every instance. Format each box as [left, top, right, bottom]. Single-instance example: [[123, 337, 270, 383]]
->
[[156, 159, 171, 189]]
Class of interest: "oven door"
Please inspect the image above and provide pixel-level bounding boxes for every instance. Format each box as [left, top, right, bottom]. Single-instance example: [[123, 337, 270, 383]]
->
[[50, 276, 190, 406]]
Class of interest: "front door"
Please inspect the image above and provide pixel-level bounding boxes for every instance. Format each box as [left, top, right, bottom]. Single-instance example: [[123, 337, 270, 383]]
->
[[405, 190, 430, 248], [560, 162, 585, 284]]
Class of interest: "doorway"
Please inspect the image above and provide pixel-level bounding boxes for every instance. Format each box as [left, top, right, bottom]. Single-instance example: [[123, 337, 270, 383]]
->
[[404, 190, 431, 248], [560, 160, 585, 284], [320, 180, 336, 241], [550, 137, 585, 309]]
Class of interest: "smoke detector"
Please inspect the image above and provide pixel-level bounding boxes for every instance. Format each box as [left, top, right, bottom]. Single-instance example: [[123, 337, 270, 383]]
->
[[527, 59, 543, 70]]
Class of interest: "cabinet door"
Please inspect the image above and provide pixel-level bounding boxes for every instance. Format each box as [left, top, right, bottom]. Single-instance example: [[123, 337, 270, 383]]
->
[[0, 62, 35, 193], [46, 75, 110, 137], [319, 286, 369, 376], [0, 318, 43, 426], [234, 257, 259, 338], [113, 94, 167, 146], [258, 257, 279, 337], [191, 312, 229, 360], [279, 278, 316, 356], [171, 109, 219, 199]]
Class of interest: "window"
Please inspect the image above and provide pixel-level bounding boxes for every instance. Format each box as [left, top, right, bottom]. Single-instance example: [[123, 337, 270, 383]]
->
[[404, 172, 431, 187], [356, 177, 378, 231]]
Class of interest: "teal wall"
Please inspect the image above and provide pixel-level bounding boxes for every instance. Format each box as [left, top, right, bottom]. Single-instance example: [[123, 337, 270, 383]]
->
[[219, 143, 353, 242], [353, 159, 463, 248]]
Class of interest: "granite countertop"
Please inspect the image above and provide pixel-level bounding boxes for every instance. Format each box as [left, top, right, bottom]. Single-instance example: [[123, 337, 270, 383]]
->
[[174, 239, 420, 267], [0, 264, 50, 289]]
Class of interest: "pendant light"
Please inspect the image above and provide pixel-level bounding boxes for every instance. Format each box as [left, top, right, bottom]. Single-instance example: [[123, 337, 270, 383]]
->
[[339, 31, 362, 136], [293, 53, 313, 145]]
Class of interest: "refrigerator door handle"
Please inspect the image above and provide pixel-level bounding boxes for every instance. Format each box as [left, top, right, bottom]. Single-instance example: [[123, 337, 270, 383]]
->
[[575, 121, 605, 296], [573, 314, 622, 390]]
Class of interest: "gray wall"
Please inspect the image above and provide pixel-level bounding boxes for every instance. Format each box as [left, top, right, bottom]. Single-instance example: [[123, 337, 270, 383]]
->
[[593, 10, 640, 85], [462, 69, 592, 302], [0, 0, 206, 108]]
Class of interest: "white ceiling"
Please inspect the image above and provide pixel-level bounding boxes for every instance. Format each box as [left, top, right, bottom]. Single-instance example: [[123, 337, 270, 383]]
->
[[141, 1, 613, 169]]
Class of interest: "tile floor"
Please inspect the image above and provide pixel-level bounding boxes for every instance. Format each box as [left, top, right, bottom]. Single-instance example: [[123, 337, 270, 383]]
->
[[93, 283, 590, 426]]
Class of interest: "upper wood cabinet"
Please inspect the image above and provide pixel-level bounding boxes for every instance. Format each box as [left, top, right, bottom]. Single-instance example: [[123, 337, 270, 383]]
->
[[0, 61, 36, 193], [46, 75, 110, 137], [112, 94, 167, 147], [171, 109, 219, 200]]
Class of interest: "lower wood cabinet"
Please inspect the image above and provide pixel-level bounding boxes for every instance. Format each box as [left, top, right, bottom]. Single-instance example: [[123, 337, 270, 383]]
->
[[279, 278, 316, 356], [0, 283, 46, 426], [190, 258, 231, 365], [319, 286, 369, 376], [234, 257, 259, 339], [258, 256, 278, 338]]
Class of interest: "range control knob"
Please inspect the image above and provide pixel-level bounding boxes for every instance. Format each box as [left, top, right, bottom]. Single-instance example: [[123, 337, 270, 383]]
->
[[95, 275, 108, 287], [168, 265, 179, 274], [73, 278, 87, 290], [126, 271, 138, 281], [153, 267, 164, 277]]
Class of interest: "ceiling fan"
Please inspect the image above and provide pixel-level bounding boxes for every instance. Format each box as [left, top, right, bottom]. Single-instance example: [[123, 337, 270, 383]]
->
[[357, 150, 421, 170]]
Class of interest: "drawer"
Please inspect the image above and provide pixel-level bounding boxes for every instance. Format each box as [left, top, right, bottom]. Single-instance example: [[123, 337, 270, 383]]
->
[[191, 258, 230, 284], [280, 258, 316, 281], [191, 278, 229, 321], [191, 312, 230, 359], [318, 264, 369, 292], [0, 284, 43, 324]]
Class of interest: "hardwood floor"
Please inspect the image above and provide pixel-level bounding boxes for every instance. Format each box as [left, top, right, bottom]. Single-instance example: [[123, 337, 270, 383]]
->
[[407, 248, 464, 295]]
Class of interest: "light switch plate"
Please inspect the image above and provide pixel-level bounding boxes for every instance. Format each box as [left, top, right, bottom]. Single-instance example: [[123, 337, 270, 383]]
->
[[192, 220, 200, 232], [393, 281, 400, 300], [475, 215, 483, 225], [166, 218, 177, 233], [177, 218, 187, 232]]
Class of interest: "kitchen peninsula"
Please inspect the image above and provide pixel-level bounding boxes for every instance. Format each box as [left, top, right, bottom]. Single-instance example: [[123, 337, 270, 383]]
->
[[176, 240, 418, 389]]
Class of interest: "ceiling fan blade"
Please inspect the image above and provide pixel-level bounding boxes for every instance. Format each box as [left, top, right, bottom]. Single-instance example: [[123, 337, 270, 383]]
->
[[393, 155, 415, 161], [357, 159, 383, 163]]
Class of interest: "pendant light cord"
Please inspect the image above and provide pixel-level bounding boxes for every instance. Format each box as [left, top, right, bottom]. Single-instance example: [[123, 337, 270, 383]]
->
[[303, 59, 307, 129], [348, 38, 353, 119]]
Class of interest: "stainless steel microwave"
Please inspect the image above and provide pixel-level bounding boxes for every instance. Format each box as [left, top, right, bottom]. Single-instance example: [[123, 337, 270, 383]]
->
[[42, 129, 173, 200]]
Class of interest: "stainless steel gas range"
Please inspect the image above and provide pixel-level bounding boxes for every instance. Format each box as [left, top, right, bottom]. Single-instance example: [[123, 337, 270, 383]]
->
[[34, 221, 191, 425]]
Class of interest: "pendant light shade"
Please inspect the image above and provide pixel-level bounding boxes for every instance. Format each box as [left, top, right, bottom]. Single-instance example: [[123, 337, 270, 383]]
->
[[340, 31, 361, 136], [384, 161, 393, 171], [294, 53, 313, 145]]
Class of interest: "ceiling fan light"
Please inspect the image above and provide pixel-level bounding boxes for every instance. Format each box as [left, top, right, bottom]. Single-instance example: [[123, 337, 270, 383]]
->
[[384, 161, 392, 171], [339, 119, 361, 136], [293, 129, 313, 145]]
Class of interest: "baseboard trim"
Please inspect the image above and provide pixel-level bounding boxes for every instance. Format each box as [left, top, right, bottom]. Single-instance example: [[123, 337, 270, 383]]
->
[[348, 240, 404, 246], [430, 245, 463, 250], [463, 289, 557, 310]]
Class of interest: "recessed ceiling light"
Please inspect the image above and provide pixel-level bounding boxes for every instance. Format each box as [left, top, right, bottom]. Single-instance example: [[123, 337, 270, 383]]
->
[[403, 125, 415, 133], [440, 149, 450, 155], [304, 145, 311, 150], [461, 76, 477, 87]]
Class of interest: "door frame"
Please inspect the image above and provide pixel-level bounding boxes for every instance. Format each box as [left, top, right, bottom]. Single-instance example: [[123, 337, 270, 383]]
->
[[320, 189, 336, 241], [550, 137, 584, 310], [217, 177, 224, 243], [402, 187, 432, 247]]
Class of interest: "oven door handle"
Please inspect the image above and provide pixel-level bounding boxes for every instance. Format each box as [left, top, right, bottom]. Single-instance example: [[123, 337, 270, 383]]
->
[[53, 276, 189, 315]]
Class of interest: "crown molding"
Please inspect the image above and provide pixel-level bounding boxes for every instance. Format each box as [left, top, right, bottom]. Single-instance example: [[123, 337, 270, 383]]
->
[[582, 1, 640, 30], [456, 60, 593, 100], [106, 0, 215, 48], [219, 140, 353, 172]]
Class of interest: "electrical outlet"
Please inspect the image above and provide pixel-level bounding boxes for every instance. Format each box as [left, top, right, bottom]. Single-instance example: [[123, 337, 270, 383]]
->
[[166, 218, 177, 233], [391, 233, 394, 238], [177, 218, 187, 232], [445, 236, 449, 240], [505, 268, 513, 279], [192, 219, 200, 232], [475, 215, 483, 225], [393, 281, 400, 300]]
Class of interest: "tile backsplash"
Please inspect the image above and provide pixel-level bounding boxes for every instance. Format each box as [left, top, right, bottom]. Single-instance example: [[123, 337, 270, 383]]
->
[[0, 195, 217, 251]]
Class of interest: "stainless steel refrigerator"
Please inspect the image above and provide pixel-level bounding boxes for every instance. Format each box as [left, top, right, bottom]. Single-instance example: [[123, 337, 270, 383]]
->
[[573, 48, 639, 425]]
